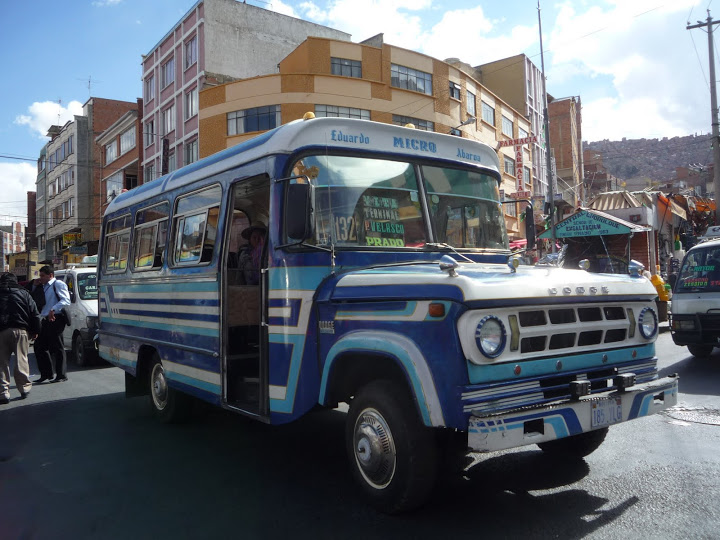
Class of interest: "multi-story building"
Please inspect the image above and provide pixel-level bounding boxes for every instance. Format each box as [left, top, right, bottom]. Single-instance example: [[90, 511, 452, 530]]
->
[[1, 222, 25, 272], [96, 99, 144, 218], [38, 98, 138, 267], [548, 95, 583, 209], [140, 0, 350, 183], [478, 54, 548, 201], [198, 35, 533, 238]]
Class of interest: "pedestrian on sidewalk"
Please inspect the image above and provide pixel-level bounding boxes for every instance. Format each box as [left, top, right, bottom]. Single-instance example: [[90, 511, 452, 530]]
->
[[33, 265, 71, 384], [0, 272, 42, 404]]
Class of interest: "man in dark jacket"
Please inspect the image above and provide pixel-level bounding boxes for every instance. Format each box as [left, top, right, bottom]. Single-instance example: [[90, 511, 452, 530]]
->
[[0, 272, 42, 403]]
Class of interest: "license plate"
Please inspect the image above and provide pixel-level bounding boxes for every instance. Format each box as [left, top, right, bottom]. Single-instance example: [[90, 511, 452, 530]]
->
[[591, 398, 623, 428]]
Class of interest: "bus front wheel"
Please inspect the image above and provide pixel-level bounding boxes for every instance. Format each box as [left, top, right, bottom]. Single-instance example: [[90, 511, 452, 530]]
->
[[149, 357, 192, 423], [346, 380, 438, 514]]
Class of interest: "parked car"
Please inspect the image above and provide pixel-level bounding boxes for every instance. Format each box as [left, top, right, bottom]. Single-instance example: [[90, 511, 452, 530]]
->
[[54, 266, 99, 366]]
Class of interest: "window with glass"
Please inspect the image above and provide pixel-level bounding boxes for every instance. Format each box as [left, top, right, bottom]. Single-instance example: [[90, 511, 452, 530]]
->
[[524, 166, 531, 183], [105, 141, 117, 164], [449, 82, 461, 100], [331, 57, 361, 78], [185, 87, 198, 120], [173, 185, 222, 265], [185, 139, 198, 165], [163, 105, 175, 135], [185, 36, 197, 69], [676, 246, 720, 293], [106, 171, 123, 201], [120, 127, 136, 154], [104, 215, 131, 273], [504, 156, 516, 176], [145, 120, 155, 148], [290, 155, 507, 251], [161, 57, 175, 88], [168, 151, 176, 173], [392, 115, 434, 132], [518, 126, 529, 140], [467, 90, 476, 118], [145, 163, 156, 182], [133, 202, 169, 270], [502, 116, 514, 137], [481, 101, 495, 125], [391, 64, 433, 95], [227, 105, 281, 135], [145, 75, 155, 101], [76, 272, 98, 300], [315, 105, 370, 120]]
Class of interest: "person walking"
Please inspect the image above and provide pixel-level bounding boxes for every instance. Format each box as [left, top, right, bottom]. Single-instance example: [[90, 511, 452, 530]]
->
[[0, 272, 42, 403], [33, 265, 71, 384]]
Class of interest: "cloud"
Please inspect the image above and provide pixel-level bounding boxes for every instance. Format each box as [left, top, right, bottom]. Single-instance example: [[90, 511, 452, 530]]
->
[[269, 0, 299, 18], [0, 162, 36, 226], [14, 101, 84, 140], [91, 0, 123, 6]]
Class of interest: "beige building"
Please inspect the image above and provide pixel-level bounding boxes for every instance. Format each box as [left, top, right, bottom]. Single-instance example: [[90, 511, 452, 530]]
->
[[199, 35, 533, 238]]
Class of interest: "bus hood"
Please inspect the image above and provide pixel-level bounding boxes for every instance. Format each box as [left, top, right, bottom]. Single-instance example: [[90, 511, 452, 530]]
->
[[331, 262, 658, 303]]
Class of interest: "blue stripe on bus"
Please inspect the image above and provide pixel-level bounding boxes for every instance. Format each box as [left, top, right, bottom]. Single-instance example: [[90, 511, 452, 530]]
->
[[101, 315, 220, 337], [165, 371, 221, 394], [105, 281, 219, 294], [115, 308, 218, 323], [268, 334, 306, 414]]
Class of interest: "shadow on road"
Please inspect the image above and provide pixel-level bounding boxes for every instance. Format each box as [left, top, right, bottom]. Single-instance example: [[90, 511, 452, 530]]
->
[[658, 351, 720, 397], [0, 390, 640, 539]]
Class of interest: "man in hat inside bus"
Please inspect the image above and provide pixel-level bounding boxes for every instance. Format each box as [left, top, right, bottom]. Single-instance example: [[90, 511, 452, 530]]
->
[[239, 220, 267, 285]]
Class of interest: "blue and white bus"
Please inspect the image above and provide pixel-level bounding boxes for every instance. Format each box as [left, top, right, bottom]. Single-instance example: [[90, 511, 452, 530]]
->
[[98, 115, 678, 513]]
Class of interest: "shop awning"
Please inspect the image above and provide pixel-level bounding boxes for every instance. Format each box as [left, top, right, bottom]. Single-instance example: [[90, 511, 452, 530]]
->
[[539, 209, 651, 239]]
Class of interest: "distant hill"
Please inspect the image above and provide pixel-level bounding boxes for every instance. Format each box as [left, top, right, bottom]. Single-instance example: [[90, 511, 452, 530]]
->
[[584, 134, 712, 187]]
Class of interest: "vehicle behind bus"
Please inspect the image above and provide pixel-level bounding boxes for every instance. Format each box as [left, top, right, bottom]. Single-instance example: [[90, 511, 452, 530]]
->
[[98, 117, 678, 513]]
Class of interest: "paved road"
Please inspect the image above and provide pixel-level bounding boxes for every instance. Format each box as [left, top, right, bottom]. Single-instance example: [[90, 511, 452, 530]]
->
[[0, 334, 719, 539]]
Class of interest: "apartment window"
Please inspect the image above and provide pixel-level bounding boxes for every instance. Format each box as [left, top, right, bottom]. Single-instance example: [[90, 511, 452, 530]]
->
[[315, 104, 370, 120], [145, 163, 156, 182], [331, 57, 361, 78], [63, 198, 74, 219], [467, 90, 476, 118], [391, 64, 433, 96], [106, 171, 123, 201], [504, 156, 516, 176], [161, 57, 175, 88], [120, 127, 136, 155], [519, 126, 529, 140], [449, 81, 461, 100], [524, 166, 531, 182], [227, 105, 281, 135], [185, 139, 198, 165], [449, 128, 462, 137], [504, 196, 517, 218], [105, 141, 117, 164], [168, 151, 176, 173], [481, 102, 495, 125], [185, 87, 198, 120], [145, 120, 155, 148], [502, 116, 514, 137], [162, 104, 175, 135], [392, 114, 434, 132], [145, 75, 155, 101], [185, 36, 197, 69]]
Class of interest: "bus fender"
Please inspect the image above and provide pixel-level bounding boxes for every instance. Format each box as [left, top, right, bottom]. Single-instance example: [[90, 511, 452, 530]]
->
[[319, 330, 445, 427]]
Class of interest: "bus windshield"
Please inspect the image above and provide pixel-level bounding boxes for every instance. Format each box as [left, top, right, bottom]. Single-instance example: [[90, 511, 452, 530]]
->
[[293, 155, 507, 250], [676, 245, 720, 293]]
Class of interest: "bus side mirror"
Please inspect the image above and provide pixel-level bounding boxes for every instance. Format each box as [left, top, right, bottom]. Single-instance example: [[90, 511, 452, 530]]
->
[[524, 204, 536, 251], [285, 183, 314, 241]]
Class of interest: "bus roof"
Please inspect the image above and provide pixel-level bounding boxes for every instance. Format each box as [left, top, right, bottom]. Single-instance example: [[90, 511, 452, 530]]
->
[[105, 117, 501, 215]]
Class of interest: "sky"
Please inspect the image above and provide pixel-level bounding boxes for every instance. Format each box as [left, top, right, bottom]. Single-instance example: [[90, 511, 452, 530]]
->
[[0, 0, 713, 225]]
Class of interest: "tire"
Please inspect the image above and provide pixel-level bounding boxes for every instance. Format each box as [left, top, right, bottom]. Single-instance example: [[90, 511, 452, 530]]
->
[[537, 427, 608, 459], [688, 344, 714, 359], [346, 380, 438, 514], [73, 333, 88, 367], [149, 356, 192, 423]]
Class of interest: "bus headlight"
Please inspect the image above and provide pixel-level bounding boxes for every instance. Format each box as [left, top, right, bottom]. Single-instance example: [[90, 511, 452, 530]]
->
[[638, 307, 658, 339], [475, 316, 506, 358]]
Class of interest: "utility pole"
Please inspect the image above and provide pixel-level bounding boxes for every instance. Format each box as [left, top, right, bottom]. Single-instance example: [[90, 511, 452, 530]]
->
[[688, 11, 720, 224], [538, 1, 556, 252]]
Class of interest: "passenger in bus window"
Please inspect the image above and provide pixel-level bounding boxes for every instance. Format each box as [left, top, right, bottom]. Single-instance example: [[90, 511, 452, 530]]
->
[[239, 221, 267, 285]]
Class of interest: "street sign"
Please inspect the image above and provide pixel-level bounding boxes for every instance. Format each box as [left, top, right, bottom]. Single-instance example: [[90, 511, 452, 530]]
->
[[511, 191, 532, 199], [497, 135, 538, 148]]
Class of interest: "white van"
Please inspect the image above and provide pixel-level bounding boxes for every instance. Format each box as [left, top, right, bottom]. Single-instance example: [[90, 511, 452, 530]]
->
[[670, 233, 720, 358], [54, 266, 99, 366]]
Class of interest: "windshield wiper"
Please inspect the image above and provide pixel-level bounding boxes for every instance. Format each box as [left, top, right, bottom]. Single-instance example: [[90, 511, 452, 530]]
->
[[423, 242, 475, 263]]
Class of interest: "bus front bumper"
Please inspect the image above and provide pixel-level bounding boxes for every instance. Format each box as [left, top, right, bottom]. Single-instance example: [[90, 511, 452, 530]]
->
[[468, 374, 678, 453]]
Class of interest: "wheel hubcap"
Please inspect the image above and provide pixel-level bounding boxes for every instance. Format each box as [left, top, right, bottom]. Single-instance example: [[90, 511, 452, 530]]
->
[[151, 363, 168, 410], [353, 408, 396, 489]]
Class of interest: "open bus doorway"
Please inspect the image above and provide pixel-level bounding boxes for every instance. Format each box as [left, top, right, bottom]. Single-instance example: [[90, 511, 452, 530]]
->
[[223, 177, 270, 415]]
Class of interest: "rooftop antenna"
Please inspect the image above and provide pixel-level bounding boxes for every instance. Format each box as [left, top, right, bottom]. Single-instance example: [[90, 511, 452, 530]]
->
[[57, 98, 62, 125], [77, 75, 101, 97]]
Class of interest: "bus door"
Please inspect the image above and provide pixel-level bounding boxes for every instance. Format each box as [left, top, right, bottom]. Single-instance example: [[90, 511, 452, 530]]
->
[[223, 177, 270, 416]]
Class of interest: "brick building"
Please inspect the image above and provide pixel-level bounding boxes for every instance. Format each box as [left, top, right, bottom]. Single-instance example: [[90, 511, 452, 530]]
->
[[548, 96, 583, 209]]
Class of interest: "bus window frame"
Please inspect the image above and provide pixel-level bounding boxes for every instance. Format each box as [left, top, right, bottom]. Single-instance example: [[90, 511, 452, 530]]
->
[[104, 213, 132, 274], [132, 202, 170, 272], [170, 183, 223, 268]]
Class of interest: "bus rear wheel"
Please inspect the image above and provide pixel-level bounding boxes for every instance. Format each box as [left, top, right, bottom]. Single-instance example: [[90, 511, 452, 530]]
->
[[346, 380, 438, 514], [149, 357, 192, 423]]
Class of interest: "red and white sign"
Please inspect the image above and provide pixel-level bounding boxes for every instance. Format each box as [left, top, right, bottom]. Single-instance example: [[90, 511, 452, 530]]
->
[[510, 191, 532, 199], [497, 135, 538, 148]]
